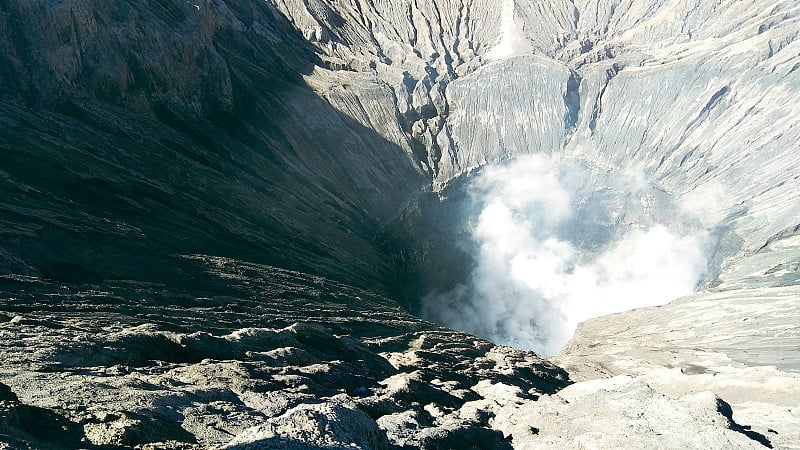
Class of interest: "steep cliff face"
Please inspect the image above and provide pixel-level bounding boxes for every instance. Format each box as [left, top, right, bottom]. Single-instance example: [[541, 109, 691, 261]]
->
[[271, 0, 800, 328], [0, 2, 570, 448], [0, 0, 424, 294], [279, 1, 800, 446], [0, 0, 799, 448], [274, 0, 800, 282]]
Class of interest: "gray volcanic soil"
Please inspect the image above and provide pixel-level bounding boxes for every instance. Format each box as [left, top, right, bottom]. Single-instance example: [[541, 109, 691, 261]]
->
[[1, 0, 799, 449]]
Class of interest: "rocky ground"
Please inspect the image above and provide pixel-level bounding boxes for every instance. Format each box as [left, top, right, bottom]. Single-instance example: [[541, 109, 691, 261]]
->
[[0, 259, 790, 449], [556, 286, 800, 450], [0, 257, 571, 449]]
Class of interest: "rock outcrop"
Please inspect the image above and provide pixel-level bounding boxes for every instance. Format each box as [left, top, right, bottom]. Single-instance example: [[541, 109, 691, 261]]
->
[[0, 258, 569, 448], [557, 286, 800, 449]]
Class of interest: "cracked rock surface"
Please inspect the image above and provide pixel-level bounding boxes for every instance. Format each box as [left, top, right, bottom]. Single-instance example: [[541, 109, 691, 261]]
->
[[0, 259, 568, 448]]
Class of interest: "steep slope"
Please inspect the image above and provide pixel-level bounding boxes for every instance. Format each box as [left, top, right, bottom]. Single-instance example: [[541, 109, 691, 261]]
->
[[271, 0, 800, 447], [275, 0, 800, 288], [0, 0, 424, 295], [0, 1, 570, 448], [0, 0, 798, 449]]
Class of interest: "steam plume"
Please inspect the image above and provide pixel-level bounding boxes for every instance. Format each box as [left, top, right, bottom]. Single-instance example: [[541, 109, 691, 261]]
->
[[422, 154, 720, 355]]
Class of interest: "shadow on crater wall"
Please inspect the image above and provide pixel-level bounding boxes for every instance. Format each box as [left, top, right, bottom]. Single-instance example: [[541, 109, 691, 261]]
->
[[0, 0, 425, 301]]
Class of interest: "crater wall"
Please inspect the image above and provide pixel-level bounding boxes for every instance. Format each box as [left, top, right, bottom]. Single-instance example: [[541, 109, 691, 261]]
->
[[0, 0, 798, 448]]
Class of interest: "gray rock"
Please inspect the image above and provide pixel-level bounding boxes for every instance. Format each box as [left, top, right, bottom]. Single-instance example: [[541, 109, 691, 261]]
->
[[557, 287, 800, 449], [225, 400, 388, 449], [0, 0, 798, 449], [491, 376, 772, 449]]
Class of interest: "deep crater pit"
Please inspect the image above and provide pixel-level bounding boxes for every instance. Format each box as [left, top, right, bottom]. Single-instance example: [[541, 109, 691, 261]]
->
[[387, 153, 726, 354]]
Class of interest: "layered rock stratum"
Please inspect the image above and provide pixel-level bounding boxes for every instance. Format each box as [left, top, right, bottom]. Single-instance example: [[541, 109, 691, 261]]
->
[[0, 0, 798, 448]]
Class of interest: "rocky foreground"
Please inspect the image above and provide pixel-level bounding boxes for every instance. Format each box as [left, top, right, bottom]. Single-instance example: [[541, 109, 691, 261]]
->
[[0, 258, 796, 449], [0, 268, 786, 448]]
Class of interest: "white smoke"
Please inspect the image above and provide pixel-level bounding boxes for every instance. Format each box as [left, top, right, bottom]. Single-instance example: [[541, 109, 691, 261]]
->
[[421, 154, 720, 355]]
